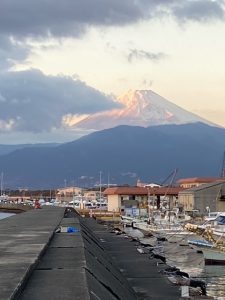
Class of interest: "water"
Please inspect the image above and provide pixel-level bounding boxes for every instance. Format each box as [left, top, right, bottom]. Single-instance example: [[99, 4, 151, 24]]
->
[[161, 241, 225, 300], [124, 227, 225, 300], [0, 212, 15, 220]]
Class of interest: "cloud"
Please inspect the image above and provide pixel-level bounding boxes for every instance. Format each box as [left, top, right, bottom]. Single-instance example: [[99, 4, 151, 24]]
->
[[0, 69, 120, 133], [0, 35, 30, 70], [172, 0, 225, 22], [0, 1, 224, 40], [142, 79, 153, 88], [128, 49, 167, 63], [121, 172, 137, 178], [139, 0, 225, 22], [0, 0, 146, 38], [0, 0, 223, 72]]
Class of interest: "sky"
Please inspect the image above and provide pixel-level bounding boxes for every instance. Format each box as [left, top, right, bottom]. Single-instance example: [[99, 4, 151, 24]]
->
[[0, 0, 225, 144]]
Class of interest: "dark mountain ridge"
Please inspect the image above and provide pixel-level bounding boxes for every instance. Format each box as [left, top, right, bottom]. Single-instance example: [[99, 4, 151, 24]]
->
[[0, 143, 60, 156], [0, 122, 225, 189]]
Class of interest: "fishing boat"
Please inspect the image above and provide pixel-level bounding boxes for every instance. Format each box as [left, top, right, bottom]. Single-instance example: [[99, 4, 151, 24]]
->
[[185, 212, 225, 242], [121, 215, 147, 227], [186, 213, 225, 265], [132, 209, 194, 242], [204, 211, 223, 222]]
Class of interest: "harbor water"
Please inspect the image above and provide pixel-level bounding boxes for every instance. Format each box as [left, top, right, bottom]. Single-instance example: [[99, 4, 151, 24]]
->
[[0, 212, 15, 220], [124, 227, 225, 300]]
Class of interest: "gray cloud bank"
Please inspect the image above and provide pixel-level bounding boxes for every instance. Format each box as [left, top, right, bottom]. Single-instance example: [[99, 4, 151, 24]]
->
[[0, 0, 224, 39], [0, 0, 224, 69], [0, 69, 119, 133], [0, 35, 29, 70], [173, 0, 225, 22]]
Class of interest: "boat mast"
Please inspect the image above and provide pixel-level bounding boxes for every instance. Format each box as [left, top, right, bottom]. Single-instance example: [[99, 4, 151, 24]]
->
[[0, 172, 3, 197], [148, 188, 151, 221], [107, 172, 110, 188], [99, 171, 102, 206], [166, 169, 178, 224]]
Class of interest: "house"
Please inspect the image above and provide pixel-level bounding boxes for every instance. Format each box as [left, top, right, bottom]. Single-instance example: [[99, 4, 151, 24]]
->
[[56, 186, 83, 203], [136, 179, 160, 188], [83, 190, 98, 202], [103, 186, 184, 213], [57, 186, 82, 196], [148, 186, 185, 209], [178, 181, 225, 214], [103, 187, 148, 213], [177, 177, 220, 189]]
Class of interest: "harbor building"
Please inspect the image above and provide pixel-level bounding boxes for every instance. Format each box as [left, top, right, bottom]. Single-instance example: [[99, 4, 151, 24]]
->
[[177, 177, 220, 189], [178, 180, 225, 214], [104, 186, 183, 215], [104, 186, 148, 214]]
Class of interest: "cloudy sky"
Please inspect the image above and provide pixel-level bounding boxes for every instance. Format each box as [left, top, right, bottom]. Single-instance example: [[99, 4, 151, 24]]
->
[[0, 0, 225, 144]]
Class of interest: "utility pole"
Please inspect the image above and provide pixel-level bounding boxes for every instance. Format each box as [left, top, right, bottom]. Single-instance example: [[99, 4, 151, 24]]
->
[[220, 151, 225, 178]]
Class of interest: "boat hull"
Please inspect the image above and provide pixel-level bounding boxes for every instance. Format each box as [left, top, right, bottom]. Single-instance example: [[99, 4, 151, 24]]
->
[[203, 248, 225, 265]]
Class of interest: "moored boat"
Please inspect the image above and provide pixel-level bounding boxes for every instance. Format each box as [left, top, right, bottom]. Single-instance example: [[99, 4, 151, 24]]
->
[[203, 247, 225, 265], [185, 212, 225, 244], [132, 216, 195, 243]]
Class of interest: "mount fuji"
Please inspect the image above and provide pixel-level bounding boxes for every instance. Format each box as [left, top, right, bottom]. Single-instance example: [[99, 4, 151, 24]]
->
[[73, 90, 213, 130]]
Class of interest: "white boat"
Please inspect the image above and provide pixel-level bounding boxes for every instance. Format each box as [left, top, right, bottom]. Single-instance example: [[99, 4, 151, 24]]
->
[[187, 214, 225, 265], [121, 215, 142, 227], [132, 210, 194, 242], [204, 211, 223, 222], [185, 213, 225, 243]]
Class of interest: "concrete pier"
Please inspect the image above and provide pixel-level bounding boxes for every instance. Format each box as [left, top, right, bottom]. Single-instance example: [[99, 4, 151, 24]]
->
[[0, 207, 65, 299], [0, 207, 182, 299]]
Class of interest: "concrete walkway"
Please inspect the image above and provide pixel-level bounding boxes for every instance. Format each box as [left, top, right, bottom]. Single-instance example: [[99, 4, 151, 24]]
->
[[81, 218, 181, 300], [0, 207, 182, 299], [0, 207, 65, 299]]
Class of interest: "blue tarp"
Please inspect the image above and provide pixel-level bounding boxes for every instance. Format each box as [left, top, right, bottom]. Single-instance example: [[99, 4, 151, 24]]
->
[[67, 227, 79, 233]]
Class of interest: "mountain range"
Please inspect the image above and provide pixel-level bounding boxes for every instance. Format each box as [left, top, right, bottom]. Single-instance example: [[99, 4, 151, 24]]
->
[[0, 90, 224, 189], [0, 143, 60, 156], [0, 122, 225, 189]]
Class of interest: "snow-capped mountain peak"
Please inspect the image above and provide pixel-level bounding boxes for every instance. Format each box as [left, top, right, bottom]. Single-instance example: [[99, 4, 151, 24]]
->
[[71, 89, 213, 130]]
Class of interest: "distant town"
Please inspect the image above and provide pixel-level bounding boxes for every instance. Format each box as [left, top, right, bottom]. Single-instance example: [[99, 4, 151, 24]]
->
[[1, 176, 225, 219]]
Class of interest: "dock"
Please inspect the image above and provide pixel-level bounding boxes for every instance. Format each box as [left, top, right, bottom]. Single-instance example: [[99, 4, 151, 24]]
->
[[0, 206, 202, 299]]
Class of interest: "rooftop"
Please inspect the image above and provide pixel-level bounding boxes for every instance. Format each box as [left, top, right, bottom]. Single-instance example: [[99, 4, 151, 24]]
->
[[177, 177, 220, 184], [104, 186, 147, 195], [179, 180, 225, 193], [104, 186, 185, 196]]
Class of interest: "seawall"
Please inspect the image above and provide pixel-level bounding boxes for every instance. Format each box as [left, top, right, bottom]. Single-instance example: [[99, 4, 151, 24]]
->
[[0, 206, 182, 299]]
